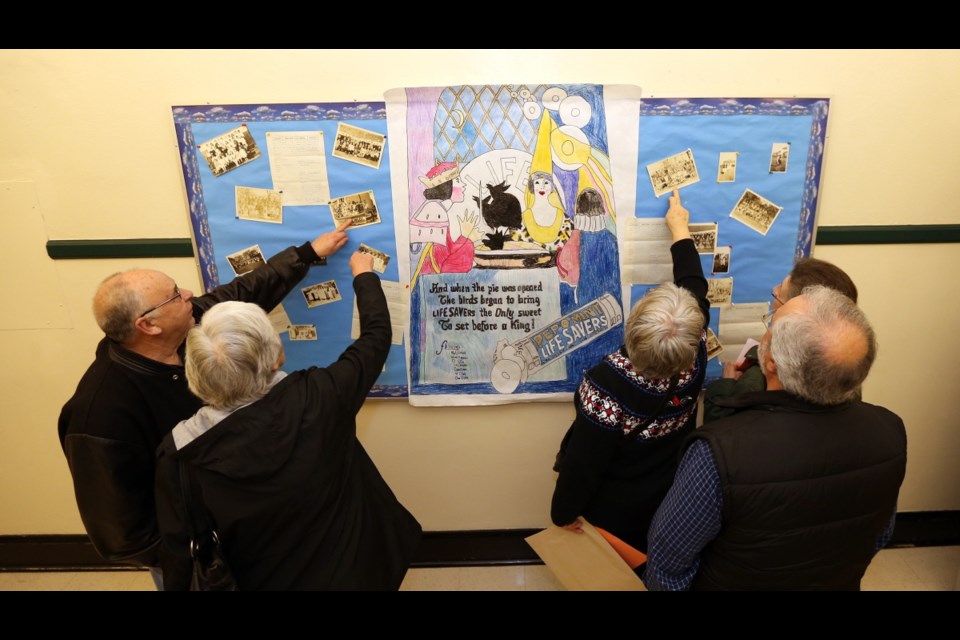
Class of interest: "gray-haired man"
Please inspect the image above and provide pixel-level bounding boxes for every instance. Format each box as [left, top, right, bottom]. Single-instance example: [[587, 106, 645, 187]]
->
[[646, 286, 906, 590], [58, 224, 350, 575]]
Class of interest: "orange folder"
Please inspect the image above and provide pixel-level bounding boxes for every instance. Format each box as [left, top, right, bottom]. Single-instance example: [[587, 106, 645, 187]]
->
[[594, 526, 647, 569]]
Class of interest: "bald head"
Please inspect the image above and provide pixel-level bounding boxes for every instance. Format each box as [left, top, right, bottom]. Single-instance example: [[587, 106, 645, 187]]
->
[[93, 271, 148, 342], [768, 285, 876, 405], [94, 269, 179, 344]]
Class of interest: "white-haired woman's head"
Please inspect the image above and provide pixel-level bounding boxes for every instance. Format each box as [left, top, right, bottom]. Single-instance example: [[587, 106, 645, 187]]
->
[[624, 283, 703, 379], [185, 301, 282, 410]]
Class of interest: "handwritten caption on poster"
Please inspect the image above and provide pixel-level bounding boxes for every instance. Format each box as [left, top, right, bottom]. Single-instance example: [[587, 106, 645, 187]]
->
[[418, 270, 563, 386], [428, 280, 545, 334]]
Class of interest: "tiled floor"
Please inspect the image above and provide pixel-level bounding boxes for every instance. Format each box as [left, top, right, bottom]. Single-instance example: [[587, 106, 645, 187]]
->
[[1, 546, 956, 590]]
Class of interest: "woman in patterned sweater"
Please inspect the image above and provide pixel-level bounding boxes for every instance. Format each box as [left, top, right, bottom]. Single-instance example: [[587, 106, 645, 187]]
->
[[551, 190, 710, 554]]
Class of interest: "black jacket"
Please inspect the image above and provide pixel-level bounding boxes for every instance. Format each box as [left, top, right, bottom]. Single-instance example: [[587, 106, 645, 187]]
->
[[155, 273, 421, 590], [58, 243, 320, 566]]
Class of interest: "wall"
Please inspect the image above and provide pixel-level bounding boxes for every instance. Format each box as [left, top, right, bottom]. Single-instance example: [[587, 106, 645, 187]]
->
[[1, 49, 957, 534]]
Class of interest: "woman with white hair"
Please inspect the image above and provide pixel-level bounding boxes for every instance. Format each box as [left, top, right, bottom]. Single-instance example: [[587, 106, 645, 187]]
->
[[154, 252, 421, 590], [551, 190, 710, 558]]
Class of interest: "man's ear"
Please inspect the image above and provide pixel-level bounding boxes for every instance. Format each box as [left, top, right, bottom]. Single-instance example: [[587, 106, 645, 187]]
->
[[764, 355, 778, 376], [134, 316, 162, 337]]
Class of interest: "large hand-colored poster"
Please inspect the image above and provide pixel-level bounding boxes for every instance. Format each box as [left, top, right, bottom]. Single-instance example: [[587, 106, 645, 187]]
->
[[386, 85, 641, 405]]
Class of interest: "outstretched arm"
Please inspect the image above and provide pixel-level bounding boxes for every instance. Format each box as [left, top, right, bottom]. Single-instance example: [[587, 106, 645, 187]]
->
[[666, 190, 709, 325], [192, 222, 352, 319], [318, 252, 392, 417]]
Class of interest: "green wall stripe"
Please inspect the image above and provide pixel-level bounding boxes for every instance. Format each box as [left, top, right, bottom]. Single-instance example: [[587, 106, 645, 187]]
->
[[816, 225, 960, 245], [47, 239, 194, 259], [44, 225, 960, 260]]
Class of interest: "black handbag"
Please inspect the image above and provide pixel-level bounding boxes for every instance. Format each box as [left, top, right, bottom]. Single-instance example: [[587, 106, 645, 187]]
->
[[553, 374, 680, 473], [179, 462, 239, 591]]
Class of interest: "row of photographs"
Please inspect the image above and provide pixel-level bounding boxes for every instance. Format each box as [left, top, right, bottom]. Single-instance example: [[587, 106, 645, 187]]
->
[[647, 148, 786, 236], [648, 143, 790, 195], [227, 242, 391, 278], [199, 122, 385, 176], [201, 123, 388, 230]]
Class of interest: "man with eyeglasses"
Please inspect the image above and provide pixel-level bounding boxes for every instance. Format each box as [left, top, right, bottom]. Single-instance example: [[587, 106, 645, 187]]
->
[[58, 224, 351, 581], [703, 257, 858, 423]]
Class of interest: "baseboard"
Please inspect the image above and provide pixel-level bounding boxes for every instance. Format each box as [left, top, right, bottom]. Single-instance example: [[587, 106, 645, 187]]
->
[[2, 511, 957, 571], [885, 511, 960, 548], [0, 529, 542, 571]]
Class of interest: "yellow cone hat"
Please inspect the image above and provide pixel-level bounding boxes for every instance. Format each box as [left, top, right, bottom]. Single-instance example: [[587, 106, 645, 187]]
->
[[532, 111, 556, 175], [526, 112, 557, 210]]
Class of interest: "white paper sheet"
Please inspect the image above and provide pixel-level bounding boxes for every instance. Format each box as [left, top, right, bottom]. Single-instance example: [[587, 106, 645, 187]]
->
[[267, 304, 292, 335], [266, 131, 331, 206], [621, 217, 674, 284], [352, 280, 404, 345], [718, 302, 769, 359]]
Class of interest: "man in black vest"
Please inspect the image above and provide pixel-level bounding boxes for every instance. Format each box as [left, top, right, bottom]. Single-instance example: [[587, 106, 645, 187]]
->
[[645, 285, 906, 590]]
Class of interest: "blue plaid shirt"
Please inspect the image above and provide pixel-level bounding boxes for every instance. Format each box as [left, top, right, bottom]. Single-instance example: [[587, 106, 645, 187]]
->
[[644, 440, 896, 591]]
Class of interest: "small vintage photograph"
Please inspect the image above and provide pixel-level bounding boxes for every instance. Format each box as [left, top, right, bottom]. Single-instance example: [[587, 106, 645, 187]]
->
[[332, 123, 386, 170], [289, 324, 318, 341], [769, 142, 790, 173], [712, 246, 731, 274], [226, 244, 267, 276], [689, 222, 718, 255], [236, 186, 282, 224], [729, 188, 783, 236], [646, 148, 700, 198], [198, 125, 261, 177], [707, 277, 733, 306], [717, 151, 738, 183], [301, 280, 342, 309], [358, 243, 390, 274], [706, 328, 724, 361], [330, 190, 381, 228]]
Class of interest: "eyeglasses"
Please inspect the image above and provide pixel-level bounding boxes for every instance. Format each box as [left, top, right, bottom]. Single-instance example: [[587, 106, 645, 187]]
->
[[771, 288, 785, 306], [139, 285, 182, 318], [762, 310, 774, 326]]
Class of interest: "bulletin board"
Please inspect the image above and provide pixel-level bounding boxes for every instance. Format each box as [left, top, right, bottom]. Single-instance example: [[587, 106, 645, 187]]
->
[[632, 97, 829, 380], [172, 95, 829, 401], [172, 102, 407, 397]]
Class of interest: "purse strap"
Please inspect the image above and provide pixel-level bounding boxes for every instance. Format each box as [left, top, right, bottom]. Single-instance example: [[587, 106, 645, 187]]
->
[[178, 461, 218, 557], [622, 373, 681, 444]]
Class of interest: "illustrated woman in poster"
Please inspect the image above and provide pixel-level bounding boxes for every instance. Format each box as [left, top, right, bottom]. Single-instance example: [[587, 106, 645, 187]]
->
[[410, 162, 480, 277], [516, 171, 572, 251]]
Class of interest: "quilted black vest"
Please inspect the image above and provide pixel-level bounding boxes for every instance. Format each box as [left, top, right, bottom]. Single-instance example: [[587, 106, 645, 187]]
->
[[690, 393, 906, 591]]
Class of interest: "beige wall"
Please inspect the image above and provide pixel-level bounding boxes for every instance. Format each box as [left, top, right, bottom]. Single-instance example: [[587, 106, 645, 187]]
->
[[1, 49, 958, 535]]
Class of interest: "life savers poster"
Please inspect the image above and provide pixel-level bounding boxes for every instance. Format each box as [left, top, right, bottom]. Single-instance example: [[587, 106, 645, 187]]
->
[[386, 84, 641, 405]]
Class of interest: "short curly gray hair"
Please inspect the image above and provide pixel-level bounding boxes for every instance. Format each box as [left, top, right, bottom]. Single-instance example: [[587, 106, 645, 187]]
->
[[770, 285, 876, 405], [185, 301, 282, 410], [624, 282, 704, 379]]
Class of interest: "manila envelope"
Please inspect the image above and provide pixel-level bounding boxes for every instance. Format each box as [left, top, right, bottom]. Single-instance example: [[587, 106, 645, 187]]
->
[[525, 519, 647, 591]]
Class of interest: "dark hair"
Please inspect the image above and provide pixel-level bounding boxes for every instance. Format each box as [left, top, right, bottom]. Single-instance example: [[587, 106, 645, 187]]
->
[[423, 180, 453, 201], [575, 188, 605, 216], [788, 258, 858, 303]]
